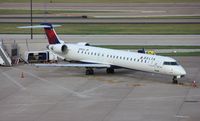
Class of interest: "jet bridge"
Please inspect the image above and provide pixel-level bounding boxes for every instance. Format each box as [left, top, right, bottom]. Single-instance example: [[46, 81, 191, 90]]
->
[[0, 42, 12, 66]]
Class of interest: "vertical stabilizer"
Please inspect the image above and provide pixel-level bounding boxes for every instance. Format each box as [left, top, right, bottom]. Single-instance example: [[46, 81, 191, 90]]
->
[[41, 23, 61, 44]]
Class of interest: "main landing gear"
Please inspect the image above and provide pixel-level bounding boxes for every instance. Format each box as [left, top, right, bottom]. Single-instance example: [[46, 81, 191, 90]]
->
[[172, 76, 178, 84], [85, 68, 115, 75], [106, 68, 115, 74], [85, 68, 94, 75]]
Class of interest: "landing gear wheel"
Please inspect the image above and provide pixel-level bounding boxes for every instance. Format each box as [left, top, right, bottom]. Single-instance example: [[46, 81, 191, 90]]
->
[[173, 76, 178, 84], [85, 70, 90, 75], [85, 68, 94, 75], [106, 68, 115, 74]]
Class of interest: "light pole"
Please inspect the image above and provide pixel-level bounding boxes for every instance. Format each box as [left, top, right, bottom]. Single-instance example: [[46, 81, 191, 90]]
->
[[30, 0, 33, 39]]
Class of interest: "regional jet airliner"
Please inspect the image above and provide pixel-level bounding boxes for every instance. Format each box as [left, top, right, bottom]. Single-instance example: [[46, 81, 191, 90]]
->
[[19, 23, 186, 84]]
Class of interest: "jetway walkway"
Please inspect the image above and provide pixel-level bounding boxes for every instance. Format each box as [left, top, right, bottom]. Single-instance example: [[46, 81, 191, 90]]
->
[[0, 42, 12, 66]]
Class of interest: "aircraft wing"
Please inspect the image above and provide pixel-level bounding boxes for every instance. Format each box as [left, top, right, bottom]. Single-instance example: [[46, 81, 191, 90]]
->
[[35, 63, 111, 68]]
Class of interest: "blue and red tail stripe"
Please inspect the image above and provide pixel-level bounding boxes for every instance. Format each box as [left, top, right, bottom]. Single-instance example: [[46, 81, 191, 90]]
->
[[41, 23, 60, 44]]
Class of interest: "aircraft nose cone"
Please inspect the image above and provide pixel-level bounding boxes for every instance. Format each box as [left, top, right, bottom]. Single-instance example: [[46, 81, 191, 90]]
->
[[180, 66, 186, 76]]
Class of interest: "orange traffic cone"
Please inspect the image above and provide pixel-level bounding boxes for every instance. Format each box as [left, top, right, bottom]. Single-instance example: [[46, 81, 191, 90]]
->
[[21, 72, 24, 78]]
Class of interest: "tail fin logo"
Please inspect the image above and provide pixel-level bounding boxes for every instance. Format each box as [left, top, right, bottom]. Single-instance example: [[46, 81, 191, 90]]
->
[[41, 23, 60, 44]]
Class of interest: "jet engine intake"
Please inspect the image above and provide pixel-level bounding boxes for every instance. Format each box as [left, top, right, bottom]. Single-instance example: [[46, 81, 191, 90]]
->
[[47, 44, 68, 54]]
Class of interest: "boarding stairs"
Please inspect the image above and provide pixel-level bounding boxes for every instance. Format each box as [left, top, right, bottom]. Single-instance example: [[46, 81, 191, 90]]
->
[[0, 42, 12, 66]]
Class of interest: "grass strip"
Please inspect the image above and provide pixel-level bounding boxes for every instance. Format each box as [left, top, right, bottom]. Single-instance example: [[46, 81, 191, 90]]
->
[[95, 45, 200, 49], [1, 23, 200, 35], [158, 51, 200, 56]]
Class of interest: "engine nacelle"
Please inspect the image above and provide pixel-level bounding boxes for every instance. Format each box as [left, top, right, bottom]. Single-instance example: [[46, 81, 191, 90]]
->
[[47, 44, 68, 54], [77, 42, 90, 46]]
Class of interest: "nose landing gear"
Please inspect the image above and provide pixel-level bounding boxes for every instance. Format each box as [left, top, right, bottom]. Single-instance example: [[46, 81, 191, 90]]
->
[[173, 76, 178, 84], [173, 75, 184, 84]]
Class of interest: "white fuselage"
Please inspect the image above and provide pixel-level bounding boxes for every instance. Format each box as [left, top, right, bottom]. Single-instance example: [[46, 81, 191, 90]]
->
[[54, 43, 186, 77], [18, 23, 186, 82]]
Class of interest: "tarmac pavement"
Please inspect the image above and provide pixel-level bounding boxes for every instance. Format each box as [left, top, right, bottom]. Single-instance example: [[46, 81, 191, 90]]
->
[[0, 57, 199, 121]]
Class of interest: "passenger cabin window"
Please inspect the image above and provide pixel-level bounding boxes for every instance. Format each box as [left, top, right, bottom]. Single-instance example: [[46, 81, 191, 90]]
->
[[163, 62, 178, 65]]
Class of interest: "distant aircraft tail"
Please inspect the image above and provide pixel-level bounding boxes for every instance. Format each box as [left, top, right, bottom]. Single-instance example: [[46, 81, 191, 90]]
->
[[18, 23, 62, 44]]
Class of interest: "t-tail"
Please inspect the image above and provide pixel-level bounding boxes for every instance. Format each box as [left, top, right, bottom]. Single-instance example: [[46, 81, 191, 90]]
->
[[18, 23, 63, 44], [40, 23, 61, 44]]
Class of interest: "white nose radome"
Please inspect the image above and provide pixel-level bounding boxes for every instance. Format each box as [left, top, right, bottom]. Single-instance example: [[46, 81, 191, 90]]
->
[[180, 66, 186, 76], [173, 66, 186, 76]]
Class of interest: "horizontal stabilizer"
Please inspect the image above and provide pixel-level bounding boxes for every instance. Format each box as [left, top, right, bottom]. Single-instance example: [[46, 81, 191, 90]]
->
[[17, 25, 61, 29], [18, 23, 62, 44]]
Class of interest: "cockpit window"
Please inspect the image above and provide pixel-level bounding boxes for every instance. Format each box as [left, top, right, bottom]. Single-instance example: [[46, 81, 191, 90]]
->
[[163, 61, 179, 65], [171, 62, 178, 65]]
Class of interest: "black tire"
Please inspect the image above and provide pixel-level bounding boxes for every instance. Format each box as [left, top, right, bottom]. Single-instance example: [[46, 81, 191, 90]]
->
[[90, 69, 94, 75], [106, 68, 114, 74], [86, 68, 94, 75], [173, 76, 178, 84], [86, 69, 91, 75]]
